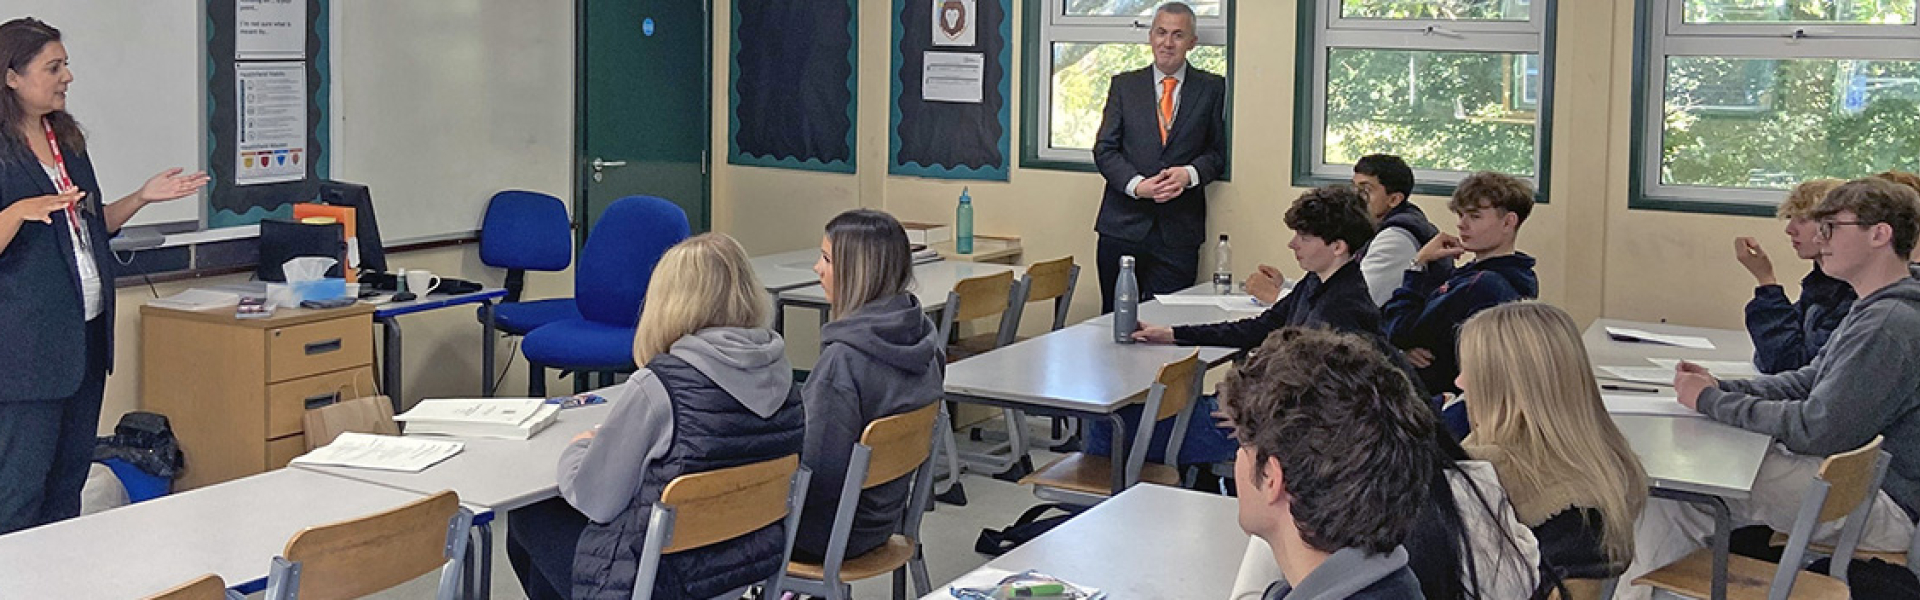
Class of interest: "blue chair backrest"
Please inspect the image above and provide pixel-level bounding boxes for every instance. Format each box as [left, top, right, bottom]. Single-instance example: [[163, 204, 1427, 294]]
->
[[480, 190, 573, 272], [578, 196, 690, 326]]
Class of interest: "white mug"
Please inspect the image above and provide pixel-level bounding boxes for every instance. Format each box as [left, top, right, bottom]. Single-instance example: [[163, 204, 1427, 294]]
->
[[404, 269, 443, 296]]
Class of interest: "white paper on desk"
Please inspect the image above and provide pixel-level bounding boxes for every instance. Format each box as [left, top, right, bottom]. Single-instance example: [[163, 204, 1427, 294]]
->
[[938, 567, 1105, 600], [1154, 294, 1265, 311], [1605, 327, 1716, 350], [1597, 366, 1678, 385], [146, 288, 242, 310], [1645, 358, 1761, 379], [397, 398, 545, 425], [1602, 394, 1700, 418], [290, 433, 463, 472]]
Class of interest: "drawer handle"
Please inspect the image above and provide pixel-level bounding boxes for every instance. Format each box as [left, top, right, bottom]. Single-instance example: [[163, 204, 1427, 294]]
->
[[304, 338, 343, 355], [304, 391, 341, 410]]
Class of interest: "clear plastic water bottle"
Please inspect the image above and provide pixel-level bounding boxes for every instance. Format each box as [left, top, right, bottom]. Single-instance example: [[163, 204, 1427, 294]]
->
[[1213, 234, 1232, 294], [956, 187, 974, 254], [1114, 256, 1139, 344]]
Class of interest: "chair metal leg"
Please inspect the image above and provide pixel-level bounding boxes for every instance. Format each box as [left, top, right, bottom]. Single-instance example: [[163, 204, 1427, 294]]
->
[[528, 364, 547, 397], [891, 568, 906, 600], [909, 551, 931, 597]]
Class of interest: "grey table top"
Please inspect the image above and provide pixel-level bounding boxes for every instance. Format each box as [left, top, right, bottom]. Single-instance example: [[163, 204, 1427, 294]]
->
[[779, 261, 1021, 312], [944, 325, 1237, 414], [1586, 319, 1770, 500], [1612, 414, 1773, 500], [922, 484, 1245, 600], [0, 469, 425, 600], [1078, 283, 1272, 330], [293, 401, 612, 512], [750, 248, 825, 293]]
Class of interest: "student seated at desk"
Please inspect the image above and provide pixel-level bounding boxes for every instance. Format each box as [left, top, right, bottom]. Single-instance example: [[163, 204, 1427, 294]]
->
[[793, 209, 945, 561], [1456, 302, 1647, 591], [1222, 328, 1545, 600], [1116, 186, 1416, 468], [1734, 178, 1853, 375], [1621, 178, 1920, 600], [1383, 172, 1538, 434], [504, 233, 804, 600]]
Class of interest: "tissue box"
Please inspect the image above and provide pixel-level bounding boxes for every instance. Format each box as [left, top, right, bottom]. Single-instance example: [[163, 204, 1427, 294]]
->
[[290, 278, 348, 303]]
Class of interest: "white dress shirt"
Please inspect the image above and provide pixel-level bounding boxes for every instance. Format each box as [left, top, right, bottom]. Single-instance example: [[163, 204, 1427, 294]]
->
[[43, 162, 103, 321], [1125, 63, 1203, 199]]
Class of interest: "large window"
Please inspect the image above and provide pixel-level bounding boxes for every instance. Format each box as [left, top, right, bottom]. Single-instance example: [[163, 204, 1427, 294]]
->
[[1637, 0, 1920, 212], [1025, 0, 1231, 167], [1296, 0, 1555, 192]]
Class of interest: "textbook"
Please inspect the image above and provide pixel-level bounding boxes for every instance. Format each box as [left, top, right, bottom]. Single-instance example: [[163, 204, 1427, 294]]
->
[[397, 398, 561, 440], [290, 433, 463, 472]]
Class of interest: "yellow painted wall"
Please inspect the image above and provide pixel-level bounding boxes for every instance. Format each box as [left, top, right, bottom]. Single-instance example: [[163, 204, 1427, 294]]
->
[[709, 0, 1815, 339]]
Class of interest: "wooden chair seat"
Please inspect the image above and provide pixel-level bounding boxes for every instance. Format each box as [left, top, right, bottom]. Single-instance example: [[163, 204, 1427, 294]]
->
[[1019, 452, 1179, 496], [946, 332, 1002, 363], [786, 535, 918, 581], [1547, 578, 1610, 600], [1767, 530, 1909, 565], [1633, 549, 1850, 600]]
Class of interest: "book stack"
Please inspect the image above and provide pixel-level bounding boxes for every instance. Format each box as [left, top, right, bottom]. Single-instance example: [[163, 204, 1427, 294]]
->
[[900, 221, 952, 246], [396, 398, 561, 440], [290, 433, 464, 472]]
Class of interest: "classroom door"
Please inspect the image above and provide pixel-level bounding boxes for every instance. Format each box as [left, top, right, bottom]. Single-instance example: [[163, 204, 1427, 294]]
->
[[577, 0, 711, 242]]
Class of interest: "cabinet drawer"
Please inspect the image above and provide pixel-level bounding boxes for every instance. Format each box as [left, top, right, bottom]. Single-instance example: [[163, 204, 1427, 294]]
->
[[267, 367, 377, 439], [268, 317, 371, 383], [267, 435, 306, 469]]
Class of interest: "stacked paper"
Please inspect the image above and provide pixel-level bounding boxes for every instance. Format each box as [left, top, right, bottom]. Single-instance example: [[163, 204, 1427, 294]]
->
[[397, 398, 561, 440], [290, 433, 463, 472]]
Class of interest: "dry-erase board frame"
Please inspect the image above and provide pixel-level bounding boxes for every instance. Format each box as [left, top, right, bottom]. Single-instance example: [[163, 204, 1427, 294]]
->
[[205, 0, 330, 230]]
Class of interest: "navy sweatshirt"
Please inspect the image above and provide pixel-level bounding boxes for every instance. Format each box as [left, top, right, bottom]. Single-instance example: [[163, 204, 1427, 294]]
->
[[1745, 264, 1855, 374], [1383, 253, 1539, 396]]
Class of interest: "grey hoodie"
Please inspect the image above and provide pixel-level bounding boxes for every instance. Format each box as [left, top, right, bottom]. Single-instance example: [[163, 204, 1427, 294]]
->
[[556, 327, 793, 523], [794, 293, 945, 559], [1698, 276, 1920, 517], [1262, 546, 1425, 600]]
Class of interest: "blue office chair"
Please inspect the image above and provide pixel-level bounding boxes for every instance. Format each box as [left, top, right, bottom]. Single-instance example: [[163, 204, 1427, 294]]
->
[[522, 196, 690, 395], [478, 190, 579, 336]]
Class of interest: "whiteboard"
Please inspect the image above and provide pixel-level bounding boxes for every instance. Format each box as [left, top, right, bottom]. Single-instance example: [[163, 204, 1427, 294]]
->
[[14, 1, 205, 227], [330, 1, 575, 244]]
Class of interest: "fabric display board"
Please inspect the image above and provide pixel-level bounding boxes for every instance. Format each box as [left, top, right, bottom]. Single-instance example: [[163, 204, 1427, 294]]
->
[[729, 0, 858, 173], [890, 0, 1012, 181], [206, 0, 329, 229]]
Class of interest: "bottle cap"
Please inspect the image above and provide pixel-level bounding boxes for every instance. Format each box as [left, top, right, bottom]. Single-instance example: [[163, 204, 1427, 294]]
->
[[1219, 233, 1228, 241], [959, 186, 971, 203], [1120, 255, 1135, 267]]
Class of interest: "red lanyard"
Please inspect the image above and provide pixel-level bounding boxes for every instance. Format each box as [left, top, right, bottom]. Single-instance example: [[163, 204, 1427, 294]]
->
[[42, 118, 85, 241]]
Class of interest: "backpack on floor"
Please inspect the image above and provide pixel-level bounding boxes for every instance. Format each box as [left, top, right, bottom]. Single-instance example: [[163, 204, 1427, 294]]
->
[[974, 503, 1082, 556]]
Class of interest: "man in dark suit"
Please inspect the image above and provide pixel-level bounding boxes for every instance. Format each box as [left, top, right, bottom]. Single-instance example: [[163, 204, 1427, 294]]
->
[[1092, 1, 1228, 312]]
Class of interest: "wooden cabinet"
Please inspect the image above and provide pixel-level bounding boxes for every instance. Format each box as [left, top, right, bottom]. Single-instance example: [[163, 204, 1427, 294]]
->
[[141, 303, 376, 490]]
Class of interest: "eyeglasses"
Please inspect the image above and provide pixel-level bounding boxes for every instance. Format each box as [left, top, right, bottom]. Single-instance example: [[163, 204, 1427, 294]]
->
[[1817, 219, 1868, 240]]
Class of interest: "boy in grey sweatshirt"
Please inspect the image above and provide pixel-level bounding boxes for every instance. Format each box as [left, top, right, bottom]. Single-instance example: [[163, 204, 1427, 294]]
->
[[1621, 178, 1920, 600]]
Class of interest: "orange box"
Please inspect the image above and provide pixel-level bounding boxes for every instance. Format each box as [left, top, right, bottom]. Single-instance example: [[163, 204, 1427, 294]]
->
[[292, 203, 359, 283]]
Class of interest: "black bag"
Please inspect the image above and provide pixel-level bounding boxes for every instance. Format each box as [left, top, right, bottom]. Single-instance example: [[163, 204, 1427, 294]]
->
[[974, 503, 1082, 556], [92, 411, 186, 479], [1808, 557, 1920, 599]]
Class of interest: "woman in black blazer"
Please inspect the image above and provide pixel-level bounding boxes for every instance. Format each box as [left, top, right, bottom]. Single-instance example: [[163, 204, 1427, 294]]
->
[[0, 17, 206, 534]]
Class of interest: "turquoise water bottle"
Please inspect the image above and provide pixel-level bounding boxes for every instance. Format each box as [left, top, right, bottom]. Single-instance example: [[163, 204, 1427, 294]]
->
[[956, 187, 974, 254]]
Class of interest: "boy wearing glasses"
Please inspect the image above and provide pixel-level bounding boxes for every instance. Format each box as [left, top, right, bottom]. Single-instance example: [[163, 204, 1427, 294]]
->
[[1621, 177, 1920, 599]]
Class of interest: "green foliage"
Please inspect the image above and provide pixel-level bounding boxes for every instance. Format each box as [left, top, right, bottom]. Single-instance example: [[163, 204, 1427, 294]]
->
[[1324, 48, 1539, 175], [1663, 57, 1920, 188], [1049, 43, 1229, 150]]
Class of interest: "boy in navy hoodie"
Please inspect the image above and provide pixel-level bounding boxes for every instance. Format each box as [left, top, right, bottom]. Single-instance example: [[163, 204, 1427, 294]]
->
[[1383, 172, 1538, 412], [1221, 327, 1431, 600]]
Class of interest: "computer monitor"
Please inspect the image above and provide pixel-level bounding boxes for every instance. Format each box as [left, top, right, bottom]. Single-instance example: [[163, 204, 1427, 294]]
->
[[316, 180, 388, 274]]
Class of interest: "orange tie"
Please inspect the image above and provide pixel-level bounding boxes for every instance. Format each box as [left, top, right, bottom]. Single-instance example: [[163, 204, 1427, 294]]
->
[[1159, 77, 1177, 144]]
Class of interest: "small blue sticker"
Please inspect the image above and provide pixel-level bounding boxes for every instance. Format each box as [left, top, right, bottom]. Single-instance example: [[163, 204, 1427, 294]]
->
[[642, 18, 655, 36]]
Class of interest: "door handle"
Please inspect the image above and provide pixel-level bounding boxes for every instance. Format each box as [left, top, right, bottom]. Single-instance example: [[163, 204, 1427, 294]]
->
[[590, 158, 628, 182]]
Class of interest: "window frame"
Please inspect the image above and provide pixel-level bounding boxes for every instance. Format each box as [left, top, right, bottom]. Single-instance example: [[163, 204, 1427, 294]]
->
[[1020, 0, 1235, 172], [1631, 0, 1920, 216], [1292, 0, 1559, 200]]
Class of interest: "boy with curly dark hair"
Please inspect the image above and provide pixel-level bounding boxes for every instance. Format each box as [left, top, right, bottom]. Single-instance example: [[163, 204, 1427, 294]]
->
[[1221, 327, 1435, 599]]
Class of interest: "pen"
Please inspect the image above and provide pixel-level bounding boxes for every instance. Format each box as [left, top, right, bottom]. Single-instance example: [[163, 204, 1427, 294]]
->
[[1602, 384, 1660, 393]]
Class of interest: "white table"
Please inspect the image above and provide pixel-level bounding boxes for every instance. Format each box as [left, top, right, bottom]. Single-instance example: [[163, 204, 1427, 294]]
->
[[922, 484, 1246, 600], [750, 248, 825, 293], [1587, 319, 1767, 600], [0, 469, 424, 599], [775, 261, 1021, 333], [943, 325, 1238, 492], [293, 400, 613, 599]]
